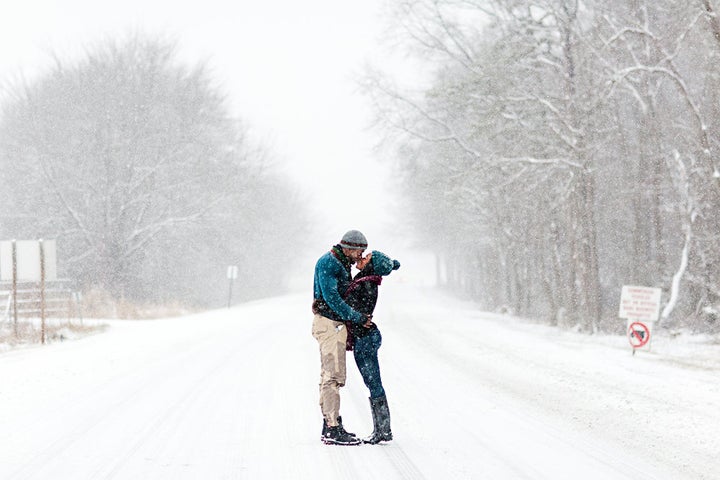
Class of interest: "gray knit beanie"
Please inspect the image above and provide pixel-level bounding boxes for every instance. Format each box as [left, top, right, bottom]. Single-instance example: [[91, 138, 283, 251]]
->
[[339, 230, 368, 250]]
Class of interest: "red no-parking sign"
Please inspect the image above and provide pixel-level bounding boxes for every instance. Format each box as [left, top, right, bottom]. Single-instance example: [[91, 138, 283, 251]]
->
[[628, 321, 651, 349]]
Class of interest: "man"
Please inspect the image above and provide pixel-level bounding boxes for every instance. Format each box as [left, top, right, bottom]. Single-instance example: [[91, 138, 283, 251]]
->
[[312, 230, 371, 445]]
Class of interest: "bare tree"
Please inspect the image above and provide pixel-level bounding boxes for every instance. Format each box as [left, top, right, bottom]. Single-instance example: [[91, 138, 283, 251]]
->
[[0, 33, 308, 307]]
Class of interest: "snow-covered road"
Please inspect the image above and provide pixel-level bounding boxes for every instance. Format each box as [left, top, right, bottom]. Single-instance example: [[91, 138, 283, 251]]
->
[[1, 284, 717, 479]]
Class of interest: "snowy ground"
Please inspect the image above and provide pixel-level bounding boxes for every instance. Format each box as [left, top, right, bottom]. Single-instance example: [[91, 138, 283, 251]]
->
[[0, 281, 718, 480]]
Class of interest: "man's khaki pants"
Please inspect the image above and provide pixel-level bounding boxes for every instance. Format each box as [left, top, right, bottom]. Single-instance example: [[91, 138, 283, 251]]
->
[[312, 314, 347, 428]]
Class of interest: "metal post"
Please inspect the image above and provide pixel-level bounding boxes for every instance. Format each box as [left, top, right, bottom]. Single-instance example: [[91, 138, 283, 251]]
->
[[227, 265, 238, 308], [12, 240, 17, 338], [40, 239, 46, 345], [73, 291, 84, 326], [227, 278, 234, 308]]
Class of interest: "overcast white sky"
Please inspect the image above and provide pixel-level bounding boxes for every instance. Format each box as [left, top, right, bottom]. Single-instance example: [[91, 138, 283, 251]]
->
[[0, 0, 403, 243]]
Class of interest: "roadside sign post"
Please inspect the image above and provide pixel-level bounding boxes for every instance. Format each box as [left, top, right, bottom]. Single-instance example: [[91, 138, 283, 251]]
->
[[619, 285, 661, 355], [39, 240, 45, 344], [1, 239, 57, 344], [12, 240, 18, 337], [227, 265, 238, 308]]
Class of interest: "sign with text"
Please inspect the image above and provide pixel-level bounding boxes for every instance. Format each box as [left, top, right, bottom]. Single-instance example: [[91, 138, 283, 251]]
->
[[618, 285, 661, 322]]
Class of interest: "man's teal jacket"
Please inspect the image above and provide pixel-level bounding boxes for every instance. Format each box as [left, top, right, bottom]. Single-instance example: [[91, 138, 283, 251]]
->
[[313, 250, 364, 323]]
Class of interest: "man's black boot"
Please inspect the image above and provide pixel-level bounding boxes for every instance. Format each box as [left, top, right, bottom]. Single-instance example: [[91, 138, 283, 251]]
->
[[321, 416, 355, 441], [322, 424, 361, 445]]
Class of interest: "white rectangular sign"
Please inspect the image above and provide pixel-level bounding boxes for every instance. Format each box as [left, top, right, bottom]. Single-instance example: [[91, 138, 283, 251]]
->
[[227, 265, 238, 280], [619, 285, 661, 321], [0, 240, 57, 282]]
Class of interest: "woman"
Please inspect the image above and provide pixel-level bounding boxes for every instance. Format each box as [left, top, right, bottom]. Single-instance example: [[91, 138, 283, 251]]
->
[[343, 250, 400, 444]]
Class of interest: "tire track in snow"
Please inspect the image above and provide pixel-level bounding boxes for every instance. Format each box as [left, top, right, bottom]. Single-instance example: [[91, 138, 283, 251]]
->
[[383, 351, 540, 480], [379, 443, 429, 480], [4, 323, 267, 480], [3, 334, 224, 480], [387, 303, 669, 480], [373, 298, 542, 479], [97, 338, 247, 479]]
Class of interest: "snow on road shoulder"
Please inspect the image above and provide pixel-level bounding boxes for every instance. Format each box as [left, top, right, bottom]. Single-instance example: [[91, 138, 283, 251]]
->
[[376, 284, 720, 480]]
